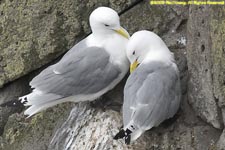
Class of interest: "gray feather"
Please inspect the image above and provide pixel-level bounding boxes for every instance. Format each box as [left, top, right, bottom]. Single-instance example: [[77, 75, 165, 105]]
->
[[30, 46, 121, 102], [123, 61, 180, 129]]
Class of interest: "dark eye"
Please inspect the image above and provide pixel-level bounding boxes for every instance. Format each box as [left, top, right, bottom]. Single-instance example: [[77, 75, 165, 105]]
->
[[104, 24, 110, 27], [132, 51, 135, 55]]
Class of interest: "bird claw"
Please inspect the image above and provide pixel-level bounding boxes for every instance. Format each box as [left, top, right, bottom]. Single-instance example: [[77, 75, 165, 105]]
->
[[125, 134, 131, 145], [113, 129, 125, 140], [114, 128, 132, 145]]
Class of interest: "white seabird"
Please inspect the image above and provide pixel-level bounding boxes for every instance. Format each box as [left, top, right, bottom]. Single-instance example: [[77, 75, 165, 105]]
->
[[19, 7, 130, 117], [114, 30, 181, 144]]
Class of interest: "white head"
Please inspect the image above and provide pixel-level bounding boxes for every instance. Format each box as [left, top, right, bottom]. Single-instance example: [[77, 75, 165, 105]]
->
[[89, 7, 129, 39], [126, 30, 174, 72]]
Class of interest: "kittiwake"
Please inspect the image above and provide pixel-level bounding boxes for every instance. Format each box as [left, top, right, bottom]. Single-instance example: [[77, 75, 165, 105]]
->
[[19, 7, 130, 117], [114, 30, 181, 144]]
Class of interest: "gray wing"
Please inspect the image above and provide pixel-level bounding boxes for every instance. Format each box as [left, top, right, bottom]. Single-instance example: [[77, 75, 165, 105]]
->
[[63, 37, 88, 57], [30, 46, 121, 97], [123, 62, 181, 129]]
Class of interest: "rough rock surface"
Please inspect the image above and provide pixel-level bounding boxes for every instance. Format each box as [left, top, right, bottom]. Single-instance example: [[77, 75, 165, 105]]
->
[[187, 5, 225, 149], [0, 76, 30, 136], [1, 103, 73, 150], [0, 0, 133, 87], [0, 0, 225, 150], [48, 101, 220, 150], [187, 5, 224, 130]]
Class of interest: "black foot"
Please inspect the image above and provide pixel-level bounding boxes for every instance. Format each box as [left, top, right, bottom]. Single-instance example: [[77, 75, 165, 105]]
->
[[114, 128, 132, 145], [125, 134, 131, 145], [114, 129, 125, 140]]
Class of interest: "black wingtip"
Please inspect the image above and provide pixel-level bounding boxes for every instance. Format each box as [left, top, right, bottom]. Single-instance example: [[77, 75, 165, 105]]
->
[[114, 129, 126, 140]]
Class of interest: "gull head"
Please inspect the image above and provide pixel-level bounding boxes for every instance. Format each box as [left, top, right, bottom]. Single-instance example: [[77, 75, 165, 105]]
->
[[126, 30, 173, 73], [89, 7, 129, 39]]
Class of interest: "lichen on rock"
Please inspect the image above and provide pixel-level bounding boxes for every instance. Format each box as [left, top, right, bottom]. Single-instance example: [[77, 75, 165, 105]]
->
[[0, 0, 132, 88]]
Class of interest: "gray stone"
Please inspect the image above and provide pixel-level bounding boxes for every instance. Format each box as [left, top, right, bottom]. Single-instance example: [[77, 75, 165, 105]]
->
[[187, 5, 225, 129], [217, 130, 225, 150], [1, 103, 73, 150], [0, 76, 30, 135]]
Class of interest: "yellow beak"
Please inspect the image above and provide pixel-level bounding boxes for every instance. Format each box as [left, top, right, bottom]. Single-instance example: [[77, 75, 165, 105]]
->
[[130, 60, 139, 73], [115, 27, 130, 39]]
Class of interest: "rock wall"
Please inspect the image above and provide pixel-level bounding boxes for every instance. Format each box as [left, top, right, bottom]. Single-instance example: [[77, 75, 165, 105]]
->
[[0, 0, 133, 87], [187, 5, 225, 149], [0, 0, 224, 150]]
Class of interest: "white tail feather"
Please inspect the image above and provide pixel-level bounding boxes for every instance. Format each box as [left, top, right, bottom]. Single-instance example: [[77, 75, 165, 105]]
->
[[24, 97, 71, 118], [19, 89, 62, 106], [19, 88, 100, 117], [19, 89, 75, 118], [131, 129, 143, 141]]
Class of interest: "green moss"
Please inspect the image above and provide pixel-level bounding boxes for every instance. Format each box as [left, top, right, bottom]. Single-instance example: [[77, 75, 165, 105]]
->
[[2, 103, 73, 150], [0, 76, 5, 88], [5, 128, 21, 145], [4, 58, 25, 80], [30, 113, 44, 126], [0, 0, 83, 87], [210, 7, 225, 106]]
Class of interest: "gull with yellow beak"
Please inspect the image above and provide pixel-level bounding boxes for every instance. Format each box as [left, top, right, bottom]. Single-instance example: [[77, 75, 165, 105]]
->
[[114, 30, 181, 144], [18, 7, 130, 117]]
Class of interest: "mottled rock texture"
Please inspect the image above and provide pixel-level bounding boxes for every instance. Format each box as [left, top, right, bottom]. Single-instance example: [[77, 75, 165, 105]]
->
[[0, 0, 224, 150], [0, 76, 29, 136], [0, 0, 133, 87], [187, 5, 224, 130], [187, 5, 225, 150]]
